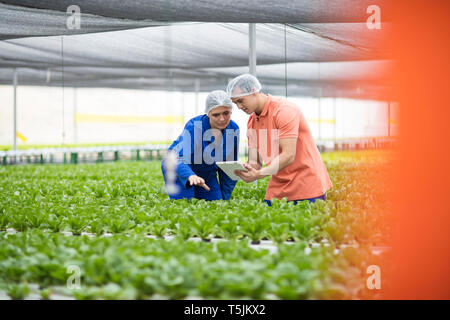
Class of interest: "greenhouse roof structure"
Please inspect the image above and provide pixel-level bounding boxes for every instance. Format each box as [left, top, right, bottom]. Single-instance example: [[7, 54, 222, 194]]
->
[[0, 0, 394, 99]]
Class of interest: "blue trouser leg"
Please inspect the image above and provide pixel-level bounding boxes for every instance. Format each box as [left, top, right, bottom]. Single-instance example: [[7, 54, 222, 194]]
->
[[264, 193, 327, 206], [291, 193, 326, 205]]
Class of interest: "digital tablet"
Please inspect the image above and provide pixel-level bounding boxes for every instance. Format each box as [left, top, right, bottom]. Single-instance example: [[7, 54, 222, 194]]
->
[[216, 161, 247, 181]]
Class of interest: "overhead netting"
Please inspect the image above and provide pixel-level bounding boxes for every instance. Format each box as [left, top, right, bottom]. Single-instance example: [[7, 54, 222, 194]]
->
[[0, 0, 393, 100]]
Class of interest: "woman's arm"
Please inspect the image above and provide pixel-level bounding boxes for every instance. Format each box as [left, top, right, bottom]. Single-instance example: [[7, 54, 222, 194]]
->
[[169, 120, 207, 189], [187, 175, 210, 191]]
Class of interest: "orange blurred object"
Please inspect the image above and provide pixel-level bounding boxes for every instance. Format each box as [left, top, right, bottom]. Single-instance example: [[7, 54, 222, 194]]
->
[[391, 0, 450, 299]]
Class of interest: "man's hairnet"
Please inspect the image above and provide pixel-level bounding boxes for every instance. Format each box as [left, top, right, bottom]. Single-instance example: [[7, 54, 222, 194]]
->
[[226, 74, 262, 98]]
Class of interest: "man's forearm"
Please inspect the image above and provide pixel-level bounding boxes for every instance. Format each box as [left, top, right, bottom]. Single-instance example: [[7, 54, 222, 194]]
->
[[247, 162, 262, 170], [259, 151, 295, 177], [237, 141, 296, 183]]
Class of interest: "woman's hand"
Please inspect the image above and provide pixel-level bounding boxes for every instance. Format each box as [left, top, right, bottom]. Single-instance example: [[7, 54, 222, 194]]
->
[[187, 175, 210, 191]]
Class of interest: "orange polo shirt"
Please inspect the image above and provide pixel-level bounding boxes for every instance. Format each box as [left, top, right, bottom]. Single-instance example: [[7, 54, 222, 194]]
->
[[247, 94, 332, 201]]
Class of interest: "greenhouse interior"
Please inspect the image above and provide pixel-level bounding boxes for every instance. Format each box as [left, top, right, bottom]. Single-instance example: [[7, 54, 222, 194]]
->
[[1, 0, 449, 304]]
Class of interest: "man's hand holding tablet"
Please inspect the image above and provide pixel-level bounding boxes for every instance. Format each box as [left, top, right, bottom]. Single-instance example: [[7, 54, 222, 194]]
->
[[234, 163, 264, 183]]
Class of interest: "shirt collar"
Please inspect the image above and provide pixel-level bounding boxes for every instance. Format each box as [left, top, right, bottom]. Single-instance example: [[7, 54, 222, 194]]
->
[[257, 94, 272, 118]]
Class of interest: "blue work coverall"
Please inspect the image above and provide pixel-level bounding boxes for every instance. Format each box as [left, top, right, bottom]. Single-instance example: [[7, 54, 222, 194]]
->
[[161, 114, 240, 201]]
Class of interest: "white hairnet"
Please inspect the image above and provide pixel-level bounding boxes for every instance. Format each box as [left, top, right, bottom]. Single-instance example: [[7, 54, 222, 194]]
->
[[204, 90, 233, 114], [226, 74, 262, 98]]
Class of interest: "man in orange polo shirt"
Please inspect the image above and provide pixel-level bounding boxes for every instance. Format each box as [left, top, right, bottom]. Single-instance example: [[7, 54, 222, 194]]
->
[[227, 74, 332, 205]]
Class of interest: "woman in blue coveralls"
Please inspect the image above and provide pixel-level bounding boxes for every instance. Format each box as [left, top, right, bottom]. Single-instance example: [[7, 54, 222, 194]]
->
[[161, 90, 240, 201]]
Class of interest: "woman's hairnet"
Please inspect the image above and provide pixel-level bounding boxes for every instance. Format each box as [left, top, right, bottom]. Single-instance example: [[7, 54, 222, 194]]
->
[[205, 90, 234, 114]]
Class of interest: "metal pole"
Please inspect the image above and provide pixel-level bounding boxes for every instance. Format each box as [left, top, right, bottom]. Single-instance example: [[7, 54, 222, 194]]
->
[[249, 23, 257, 184], [333, 97, 337, 143], [284, 24, 288, 98], [181, 92, 185, 124], [195, 78, 200, 115], [61, 36, 66, 145], [317, 64, 322, 143], [249, 23, 256, 76], [318, 89, 322, 142], [13, 69, 18, 151], [73, 87, 78, 144], [318, 98, 321, 142]]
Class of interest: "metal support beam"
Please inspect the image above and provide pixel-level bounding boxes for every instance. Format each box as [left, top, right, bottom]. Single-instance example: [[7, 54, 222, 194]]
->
[[283, 24, 288, 98], [13, 69, 18, 151], [318, 97, 321, 141], [73, 88, 78, 144], [317, 64, 322, 143], [249, 23, 257, 184], [181, 92, 185, 124], [318, 88, 322, 142], [195, 78, 200, 115], [333, 97, 337, 143], [249, 24, 256, 76], [61, 36, 66, 145]]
